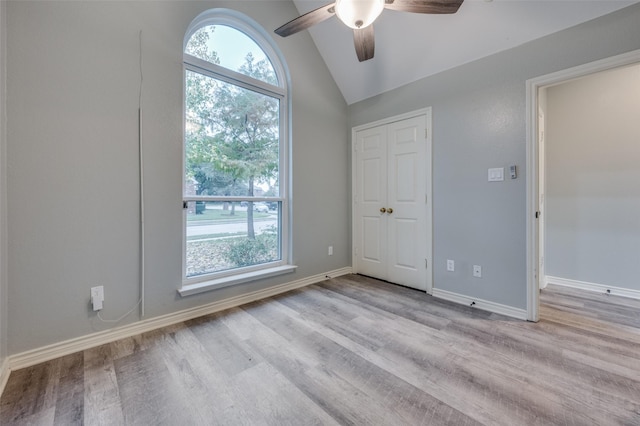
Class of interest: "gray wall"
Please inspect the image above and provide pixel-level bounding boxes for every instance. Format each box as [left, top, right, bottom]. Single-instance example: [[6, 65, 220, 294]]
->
[[348, 4, 640, 309], [6, 1, 349, 355], [545, 64, 640, 290], [0, 0, 7, 367]]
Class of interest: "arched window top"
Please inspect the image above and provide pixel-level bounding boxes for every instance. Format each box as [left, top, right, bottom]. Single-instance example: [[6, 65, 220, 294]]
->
[[185, 25, 278, 86], [184, 9, 288, 91]]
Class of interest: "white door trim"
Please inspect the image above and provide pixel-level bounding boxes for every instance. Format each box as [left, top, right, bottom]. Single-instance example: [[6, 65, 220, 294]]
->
[[351, 107, 433, 293], [351, 108, 432, 133], [525, 48, 640, 322]]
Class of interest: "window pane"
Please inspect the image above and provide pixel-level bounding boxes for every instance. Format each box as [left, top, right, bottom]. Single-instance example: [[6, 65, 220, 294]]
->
[[185, 70, 280, 197], [186, 201, 281, 277], [185, 25, 278, 86]]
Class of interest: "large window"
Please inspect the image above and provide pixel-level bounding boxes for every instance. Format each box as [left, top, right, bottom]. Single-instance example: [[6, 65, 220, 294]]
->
[[181, 10, 293, 295]]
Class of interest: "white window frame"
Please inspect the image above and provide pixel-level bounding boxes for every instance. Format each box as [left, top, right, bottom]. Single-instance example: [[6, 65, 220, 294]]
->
[[179, 9, 295, 297]]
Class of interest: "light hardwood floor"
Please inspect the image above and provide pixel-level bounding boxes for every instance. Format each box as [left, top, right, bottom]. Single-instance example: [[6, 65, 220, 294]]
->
[[2, 274, 640, 425]]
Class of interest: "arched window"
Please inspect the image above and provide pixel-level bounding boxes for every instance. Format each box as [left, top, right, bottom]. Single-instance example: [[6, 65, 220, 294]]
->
[[181, 9, 294, 295]]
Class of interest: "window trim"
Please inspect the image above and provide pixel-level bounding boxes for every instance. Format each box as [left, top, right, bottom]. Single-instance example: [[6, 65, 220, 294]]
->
[[180, 9, 294, 296], [184, 58, 284, 101]]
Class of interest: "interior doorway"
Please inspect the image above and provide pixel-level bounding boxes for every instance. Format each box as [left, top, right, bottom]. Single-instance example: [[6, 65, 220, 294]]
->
[[526, 49, 640, 321]]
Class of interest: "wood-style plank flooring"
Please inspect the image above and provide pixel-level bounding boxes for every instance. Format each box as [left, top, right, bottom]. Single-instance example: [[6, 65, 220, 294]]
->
[[2, 274, 640, 425]]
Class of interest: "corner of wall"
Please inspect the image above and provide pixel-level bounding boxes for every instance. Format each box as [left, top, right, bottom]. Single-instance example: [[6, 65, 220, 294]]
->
[[0, 357, 9, 398], [0, 0, 9, 381]]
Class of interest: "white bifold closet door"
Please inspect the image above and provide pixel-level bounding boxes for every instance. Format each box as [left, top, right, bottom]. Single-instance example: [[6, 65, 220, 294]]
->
[[353, 112, 432, 292]]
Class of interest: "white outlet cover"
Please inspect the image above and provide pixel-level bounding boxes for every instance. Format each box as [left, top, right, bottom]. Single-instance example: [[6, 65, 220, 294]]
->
[[473, 265, 482, 278], [91, 286, 104, 311], [446, 259, 455, 272]]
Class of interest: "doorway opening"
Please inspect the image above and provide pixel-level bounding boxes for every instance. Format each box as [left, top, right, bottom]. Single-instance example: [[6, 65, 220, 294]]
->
[[526, 49, 640, 321]]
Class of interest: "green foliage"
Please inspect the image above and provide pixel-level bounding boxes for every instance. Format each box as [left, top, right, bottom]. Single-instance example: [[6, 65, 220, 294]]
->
[[239, 51, 277, 86], [221, 226, 278, 267], [185, 26, 220, 64], [191, 163, 247, 196], [204, 52, 279, 190]]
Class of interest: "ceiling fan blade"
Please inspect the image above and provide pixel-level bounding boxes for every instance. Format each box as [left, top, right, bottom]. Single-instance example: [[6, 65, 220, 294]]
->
[[353, 25, 375, 62], [275, 3, 336, 37], [384, 0, 464, 14]]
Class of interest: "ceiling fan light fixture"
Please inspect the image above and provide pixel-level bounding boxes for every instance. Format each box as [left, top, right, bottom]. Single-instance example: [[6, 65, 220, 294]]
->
[[335, 0, 385, 29]]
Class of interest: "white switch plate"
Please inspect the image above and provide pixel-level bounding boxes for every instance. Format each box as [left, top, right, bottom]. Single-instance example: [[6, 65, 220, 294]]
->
[[488, 168, 504, 182], [446, 259, 455, 272], [328, 246, 333, 256], [473, 265, 482, 278]]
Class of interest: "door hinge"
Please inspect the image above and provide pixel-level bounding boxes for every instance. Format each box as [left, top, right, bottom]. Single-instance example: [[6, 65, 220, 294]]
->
[[424, 129, 428, 139], [425, 258, 428, 269], [183, 201, 188, 209], [535, 211, 541, 219]]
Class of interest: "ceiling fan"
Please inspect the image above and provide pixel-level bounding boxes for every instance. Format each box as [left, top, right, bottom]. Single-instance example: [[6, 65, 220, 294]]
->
[[275, 0, 464, 62]]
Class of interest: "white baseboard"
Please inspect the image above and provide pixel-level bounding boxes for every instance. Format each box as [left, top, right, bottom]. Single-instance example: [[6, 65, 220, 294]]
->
[[545, 275, 640, 300], [0, 357, 10, 397], [432, 288, 528, 320], [542, 276, 552, 289], [8, 267, 352, 373]]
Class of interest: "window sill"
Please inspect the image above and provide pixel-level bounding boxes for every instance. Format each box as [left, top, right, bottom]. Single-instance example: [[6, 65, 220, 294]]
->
[[178, 264, 298, 297]]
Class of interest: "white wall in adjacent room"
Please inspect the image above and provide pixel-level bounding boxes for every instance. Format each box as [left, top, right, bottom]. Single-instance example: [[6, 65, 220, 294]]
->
[[545, 64, 640, 291]]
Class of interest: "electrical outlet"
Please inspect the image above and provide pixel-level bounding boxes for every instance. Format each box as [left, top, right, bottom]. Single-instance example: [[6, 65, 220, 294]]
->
[[328, 246, 333, 256], [91, 286, 104, 311], [446, 259, 455, 272], [473, 265, 482, 278]]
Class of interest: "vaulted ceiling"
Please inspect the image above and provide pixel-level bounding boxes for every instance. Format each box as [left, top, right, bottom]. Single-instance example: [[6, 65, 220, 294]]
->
[[288, 0, 637, 104]]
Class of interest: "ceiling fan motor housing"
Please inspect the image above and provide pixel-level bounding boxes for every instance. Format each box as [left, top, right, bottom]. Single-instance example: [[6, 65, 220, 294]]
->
[[335, 0, 385, 29]]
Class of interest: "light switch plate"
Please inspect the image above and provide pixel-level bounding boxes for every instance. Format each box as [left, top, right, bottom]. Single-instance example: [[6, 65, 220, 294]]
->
[[488, 168, 504, 182]]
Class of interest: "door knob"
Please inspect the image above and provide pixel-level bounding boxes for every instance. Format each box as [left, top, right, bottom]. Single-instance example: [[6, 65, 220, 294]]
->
[[387, 208, 393, 214], [380, 207, 386, 213]]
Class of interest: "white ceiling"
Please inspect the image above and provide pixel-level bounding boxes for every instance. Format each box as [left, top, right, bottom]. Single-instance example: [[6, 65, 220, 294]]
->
[[289, 0, 637, 104]]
